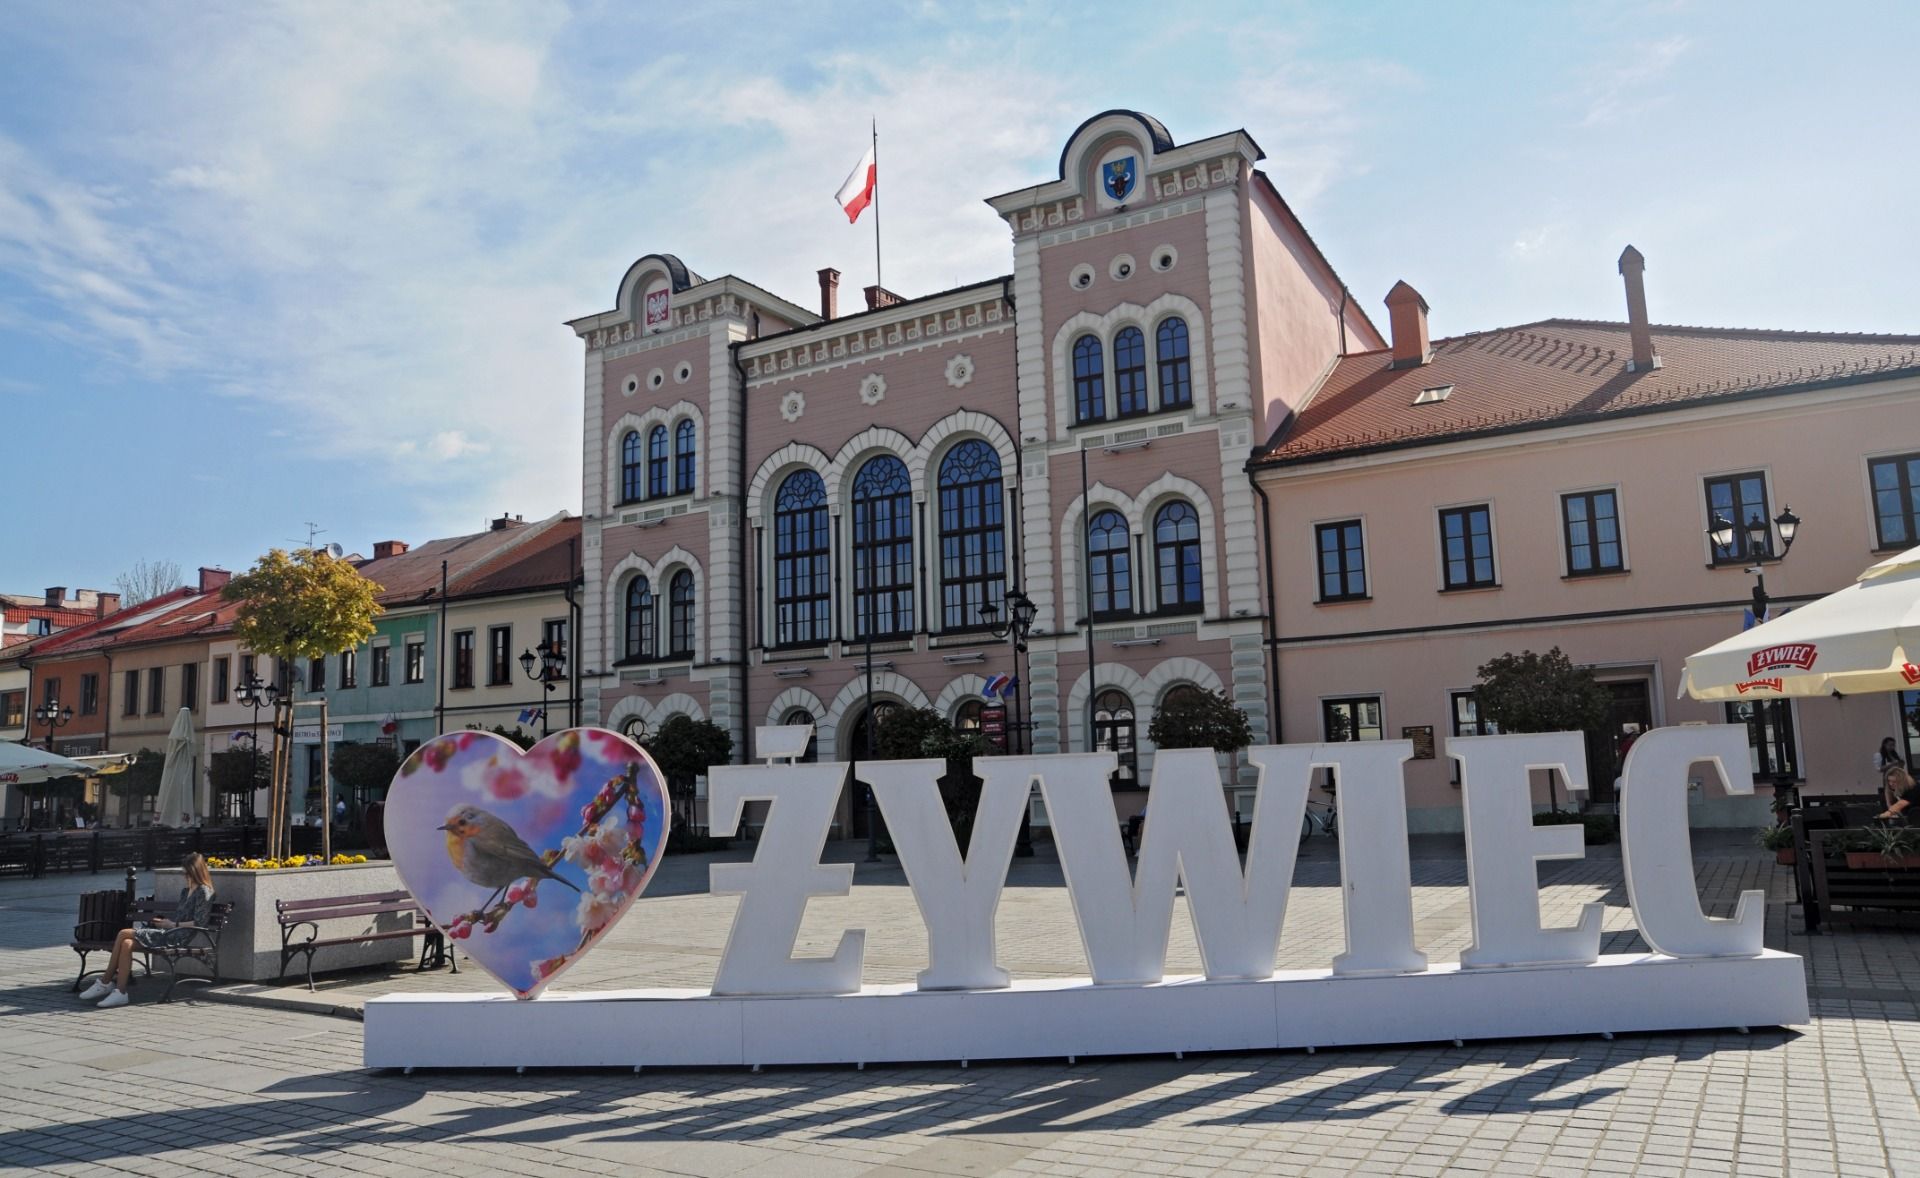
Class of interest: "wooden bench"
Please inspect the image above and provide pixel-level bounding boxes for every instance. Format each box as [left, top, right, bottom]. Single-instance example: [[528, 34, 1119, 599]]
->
[[276, 890, 451, 991], [70, 888, 131, 991], [128, 896, 233, 1002]]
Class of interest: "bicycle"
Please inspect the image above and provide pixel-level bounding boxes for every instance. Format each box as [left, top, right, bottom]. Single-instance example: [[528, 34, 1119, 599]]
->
[[1300, 793, 1338, 842]]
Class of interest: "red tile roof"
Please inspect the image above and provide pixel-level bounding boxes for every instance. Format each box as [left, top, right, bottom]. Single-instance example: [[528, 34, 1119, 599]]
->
[[1256, 319, 1920, 466], [453, 517, 580, 598], [355, 514, 577, 605], [8, 588, 204, 660]]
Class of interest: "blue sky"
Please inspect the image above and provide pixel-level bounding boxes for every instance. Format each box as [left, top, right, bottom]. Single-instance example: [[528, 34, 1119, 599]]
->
[[4, 2, 1915, 593]]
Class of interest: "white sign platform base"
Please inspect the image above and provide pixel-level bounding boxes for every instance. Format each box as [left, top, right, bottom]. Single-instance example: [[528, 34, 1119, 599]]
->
[[363, 950, 1808, 1070]]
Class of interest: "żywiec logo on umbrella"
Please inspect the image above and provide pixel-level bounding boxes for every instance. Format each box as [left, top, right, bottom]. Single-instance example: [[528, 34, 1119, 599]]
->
[[1734, 678, 1785, 694], [1746, 643, 1818, 677], [1903, 662, 1920, 685]]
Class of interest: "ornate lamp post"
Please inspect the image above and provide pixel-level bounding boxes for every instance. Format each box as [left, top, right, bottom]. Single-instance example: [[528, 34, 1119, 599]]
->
[[1709, 505, 1801, 620], [518, 639, 567, 738], [980, 586, 1038, 856], [33, 697, 73, 752], [235, 671, 279, 826]]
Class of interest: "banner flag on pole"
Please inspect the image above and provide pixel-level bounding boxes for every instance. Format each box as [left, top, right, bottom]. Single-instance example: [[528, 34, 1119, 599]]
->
[[835, 144, 877, 223], [982, 674, 1010, 699]]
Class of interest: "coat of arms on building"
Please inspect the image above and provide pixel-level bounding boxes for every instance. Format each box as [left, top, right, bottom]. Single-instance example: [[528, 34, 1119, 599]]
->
[[1101, 156, 1137, 202]]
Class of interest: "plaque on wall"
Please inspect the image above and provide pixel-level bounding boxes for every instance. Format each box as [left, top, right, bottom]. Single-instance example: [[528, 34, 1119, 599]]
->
[[1402, 725, 1435, 760]]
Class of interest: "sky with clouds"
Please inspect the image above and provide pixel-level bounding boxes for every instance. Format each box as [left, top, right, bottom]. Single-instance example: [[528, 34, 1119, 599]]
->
[[4, 1, 1915, 593]]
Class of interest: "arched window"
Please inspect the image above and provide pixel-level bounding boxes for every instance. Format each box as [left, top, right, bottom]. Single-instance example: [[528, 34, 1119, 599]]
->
[[852, 455, 913, 639], [667, 570, 694, 658], [620, 431, 643, 503], [773, 470, 831, 646], [1153, 501, 1203, 613], [1156, 317, 1192, 409], [673, 420, 696, 494], [623, 576, 654, 661], [1087, 509, 1132, 618], [937, 440, 1004, 630], [781, 708, 818, 762], [1073, 334, 1105, 423], [647, 425, 669, 497], [1092, 689, 1138, 788], [1114, 326, 1148, 417]]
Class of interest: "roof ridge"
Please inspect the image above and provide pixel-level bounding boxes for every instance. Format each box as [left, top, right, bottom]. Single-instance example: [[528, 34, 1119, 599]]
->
[[1538, 317, 1920, 344]]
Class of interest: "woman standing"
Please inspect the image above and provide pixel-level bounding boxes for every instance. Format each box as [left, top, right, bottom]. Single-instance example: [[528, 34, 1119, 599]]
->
[[1878, 737, 1905, 806], [80, 852, 215, 1009]]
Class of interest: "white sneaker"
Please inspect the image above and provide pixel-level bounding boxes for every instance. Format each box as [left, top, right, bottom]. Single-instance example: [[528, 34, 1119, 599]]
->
[[78, 979, 113, 1001], [96, 989, 129, 1009]]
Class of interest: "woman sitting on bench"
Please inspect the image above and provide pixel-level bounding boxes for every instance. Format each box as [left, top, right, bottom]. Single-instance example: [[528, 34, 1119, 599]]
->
[[80, 853, 215, 1009], [1876, 766, 1918, 821]]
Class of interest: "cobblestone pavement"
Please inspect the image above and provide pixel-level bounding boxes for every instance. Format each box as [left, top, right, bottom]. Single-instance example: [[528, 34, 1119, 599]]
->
[[3, 833, 1919, 1176]]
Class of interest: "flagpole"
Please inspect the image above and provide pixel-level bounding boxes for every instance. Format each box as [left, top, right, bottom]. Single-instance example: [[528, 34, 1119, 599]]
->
[[871, 118, 882, 293]]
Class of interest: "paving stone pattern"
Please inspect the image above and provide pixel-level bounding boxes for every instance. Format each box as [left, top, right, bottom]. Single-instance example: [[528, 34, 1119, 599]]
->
[[3, 832, 1919, 1176]]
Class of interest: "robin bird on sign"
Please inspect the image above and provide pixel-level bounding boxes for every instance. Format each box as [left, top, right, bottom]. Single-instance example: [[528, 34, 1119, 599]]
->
[[439, 804, 582, 911]]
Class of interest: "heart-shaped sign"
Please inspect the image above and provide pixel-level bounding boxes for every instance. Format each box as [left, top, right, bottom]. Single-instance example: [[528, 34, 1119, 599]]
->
[[386, 728, 670, 999]]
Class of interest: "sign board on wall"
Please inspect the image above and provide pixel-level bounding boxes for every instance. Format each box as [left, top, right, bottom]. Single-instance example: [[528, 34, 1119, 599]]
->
[[365, 725, 1809, 1070], [1402, 725, 1435, 760]]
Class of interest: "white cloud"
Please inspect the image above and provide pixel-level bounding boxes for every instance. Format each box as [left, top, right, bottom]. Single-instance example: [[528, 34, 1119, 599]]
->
[[1580, 35, 1691, 127]]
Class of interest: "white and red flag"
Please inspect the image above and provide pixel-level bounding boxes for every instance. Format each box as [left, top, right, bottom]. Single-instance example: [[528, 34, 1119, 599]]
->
[[835, 144, 876, 223]]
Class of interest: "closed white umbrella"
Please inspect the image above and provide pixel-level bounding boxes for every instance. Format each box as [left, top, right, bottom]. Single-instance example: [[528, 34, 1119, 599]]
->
[[1681, 544, 1920, 700], [154, 708, 200, 826]]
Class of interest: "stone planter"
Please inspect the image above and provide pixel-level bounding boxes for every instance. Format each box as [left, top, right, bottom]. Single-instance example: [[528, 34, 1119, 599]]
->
[[154, 862, 415, 982], [1774, 847, 1795, 866], [1844, 852, 1920, 871]]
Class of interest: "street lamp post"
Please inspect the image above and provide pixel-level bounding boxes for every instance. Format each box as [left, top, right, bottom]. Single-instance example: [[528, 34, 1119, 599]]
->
[[518, 640, 567, 739], [33, 698, 73, 752], [981, 586, 1039, 857], [1709, 505, 1801, 619], [235, 672, 280, 827]]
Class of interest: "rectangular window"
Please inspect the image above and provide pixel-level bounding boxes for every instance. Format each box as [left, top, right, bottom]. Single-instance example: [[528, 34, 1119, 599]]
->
[[239, 654, 257, 689], [1726, 700, 1798, 779], [1449, 690, 1500, 783], [124, 669, 140, 716], [1315, 520, 1368, 602], [371, 645, 391, 687], [1704, 472, 1773, 564], [453, 631, 475, 689], [181, 664, 198, 713], [42, 677, 60, 708], [405, 638, 425, 684], [1561, 490, 1624, 575], [1869, 452, 1920, 551], [1, 691, 23, 728], [340, 648, 358, 689], [543, 619, 568, 660], [1900, 690, 1920, 771], [79, 674, 99, 716], [212, 657, 230, 703], [488, 626, 512, 686], [1323, 696, 1384, 743], [1438, 505, 1497, 589], [308, 657, 326, 693], [147, 667, 165, 715], [275, 657, 292, 694]]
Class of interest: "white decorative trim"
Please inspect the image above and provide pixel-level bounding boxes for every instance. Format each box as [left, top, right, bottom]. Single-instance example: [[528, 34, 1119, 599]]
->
[[765, 686, 828, 728], [674, 361, 693, 384], [1068, 264, 1095, 292], [944, 354, 975, 389], [1050, 293, 1212, 437], [648, 367, 666, 391], [622, 373, 640, 397], [603, 690, 709, 738], [604, 401, 705, 512], [1056, 473, 1221, 621], [1060, 655, 1229, 776], [779, 389, 806, 423], [933, 674, 991, 720], [1151, 244, 1178, 272], [746, 442, 834, 524], [859, 373, 887, 406], [603, 546, 704, 668], [1109, 253, 1137, 282], [827, 427, 918, 508], [818, 672, 932, 763]]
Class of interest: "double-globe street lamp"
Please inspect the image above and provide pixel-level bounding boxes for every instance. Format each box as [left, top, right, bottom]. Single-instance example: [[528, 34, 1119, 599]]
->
[[33, 697, 73, 752], [235, 670, 280, 826], [518, 639, 568, 738], [980, 586, 1038, 857], [1708, 505, 1801, 619]]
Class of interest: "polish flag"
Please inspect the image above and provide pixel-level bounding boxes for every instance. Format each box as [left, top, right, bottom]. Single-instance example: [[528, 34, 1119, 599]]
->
[[835, 145, 876, 223]]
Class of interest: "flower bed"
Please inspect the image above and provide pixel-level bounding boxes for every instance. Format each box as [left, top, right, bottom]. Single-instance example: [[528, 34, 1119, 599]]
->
[[205, 853, 370, 871], [155, 860, 414, 981]]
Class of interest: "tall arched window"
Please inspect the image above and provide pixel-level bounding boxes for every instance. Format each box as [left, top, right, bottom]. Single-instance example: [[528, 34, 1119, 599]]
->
[[781, 708, 818, 762], [852, 455, 914, 639], [1153, 501, 1203, 613], [620, 431, 643, 503], [773, 470, 831, 646], [673, 420, 696, 494], [937, 440, 1004, 630], [1073, 334, 1105, 423], [1092, 689, 1138, 788], [1114, 326, 1148, 417], [1156, 317, 1192, 409], [1087, 509, 1132, 618], [647, 425, 669, 497], [667, 570, 694, 658], [623, 576, 654, 661]]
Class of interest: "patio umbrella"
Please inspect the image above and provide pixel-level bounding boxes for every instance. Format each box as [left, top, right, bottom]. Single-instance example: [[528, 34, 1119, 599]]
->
[[1680, 544, 1920, 700], [0, 742, 98, 786], [153, 708, 200, 826]]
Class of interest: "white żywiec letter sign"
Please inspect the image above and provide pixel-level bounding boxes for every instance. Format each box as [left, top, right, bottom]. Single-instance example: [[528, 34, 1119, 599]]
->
[[365, 725, 1807, 1069]]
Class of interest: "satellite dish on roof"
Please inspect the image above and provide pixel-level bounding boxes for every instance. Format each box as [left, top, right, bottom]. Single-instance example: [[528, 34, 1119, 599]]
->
[[324, 542, 345, 558]]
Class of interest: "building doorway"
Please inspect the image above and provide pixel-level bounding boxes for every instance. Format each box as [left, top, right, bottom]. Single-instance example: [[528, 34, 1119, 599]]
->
[[1586, 678, 1653, 804], [842, 700, 899, 838]]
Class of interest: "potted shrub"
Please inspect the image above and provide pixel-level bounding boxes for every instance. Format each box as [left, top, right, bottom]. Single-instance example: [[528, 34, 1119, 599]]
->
[[1535, 809, 1616, 846], [1845, 825, 1920, 871], [1757, 824, 1795, 865]]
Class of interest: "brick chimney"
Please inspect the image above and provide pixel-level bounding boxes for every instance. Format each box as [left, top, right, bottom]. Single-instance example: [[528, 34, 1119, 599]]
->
[[371, 540, 410, 559], [1384, 281, 1431, 369], [864, 285, 903, 311], [1618, 245, 1660, 372], [197, 567, 231, 593], [95, 592, 121, 618], [44, 587, 65, 608], [817, 267, 840, 320], [489, 514, 524, 532]]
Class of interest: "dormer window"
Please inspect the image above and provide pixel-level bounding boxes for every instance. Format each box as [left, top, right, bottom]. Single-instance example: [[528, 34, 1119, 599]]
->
[[1413, 384, 1453, 405]]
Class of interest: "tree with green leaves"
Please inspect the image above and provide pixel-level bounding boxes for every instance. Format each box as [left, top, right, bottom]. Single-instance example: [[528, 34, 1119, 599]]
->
[[643, 715, 734, 837], [1147, 687, 1253, 755], [329, 741, 402, 808], [871, 707, 989, 843], [222, 547, 383, 661], [476, 724, 536, 750], [107, 750, 164, 814], [1473, 646, 1611, 811], [207, 748, 270, 797]]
